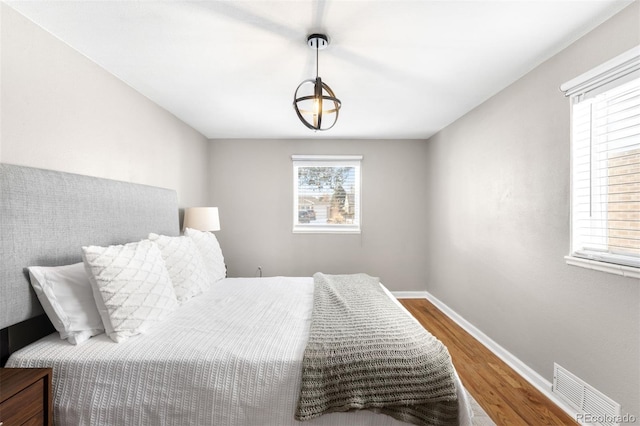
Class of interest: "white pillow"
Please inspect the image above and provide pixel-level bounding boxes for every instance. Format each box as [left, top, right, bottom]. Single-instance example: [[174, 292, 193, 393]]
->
[[28, 262, 104, 345], [82, 240, 178, 343], [148, 233, 210, 302], [184, 228, 226, 282]]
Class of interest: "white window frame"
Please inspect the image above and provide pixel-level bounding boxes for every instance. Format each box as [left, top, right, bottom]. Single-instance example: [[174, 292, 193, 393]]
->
[[292, 155, 362, 234], [561, 45, 640, 279]]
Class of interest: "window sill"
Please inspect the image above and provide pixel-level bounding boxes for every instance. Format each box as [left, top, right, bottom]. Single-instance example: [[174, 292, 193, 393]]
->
[[564, 256, 640, 279], [293, 227, 361, 235]]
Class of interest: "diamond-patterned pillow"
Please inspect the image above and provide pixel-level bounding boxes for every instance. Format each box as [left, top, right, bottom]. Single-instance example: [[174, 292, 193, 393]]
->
[[148, 233, 210, 302], [82, 240, 178, 343], [184, 228, 226, 282]]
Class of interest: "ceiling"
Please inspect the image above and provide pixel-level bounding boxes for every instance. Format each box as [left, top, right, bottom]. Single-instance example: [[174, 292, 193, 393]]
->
[[5, 0, 634, 139]]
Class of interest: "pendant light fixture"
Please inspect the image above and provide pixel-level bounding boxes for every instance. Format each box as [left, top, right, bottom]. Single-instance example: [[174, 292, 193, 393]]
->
[[293, 34, 341, 131]]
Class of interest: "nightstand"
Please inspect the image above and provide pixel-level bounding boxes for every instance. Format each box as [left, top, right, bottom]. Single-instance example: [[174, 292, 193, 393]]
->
[[0, 368, 52, 426]]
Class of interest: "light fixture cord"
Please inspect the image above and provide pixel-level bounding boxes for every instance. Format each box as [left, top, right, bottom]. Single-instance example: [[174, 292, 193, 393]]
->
[[315, 40, 319, 78]]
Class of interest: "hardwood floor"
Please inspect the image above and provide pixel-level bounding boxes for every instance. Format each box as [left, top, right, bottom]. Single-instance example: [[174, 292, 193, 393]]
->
[[400, 298, 578, 426]]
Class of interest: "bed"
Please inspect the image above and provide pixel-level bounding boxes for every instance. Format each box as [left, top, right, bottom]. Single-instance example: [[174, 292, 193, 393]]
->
[[0, 164, 473, 426]]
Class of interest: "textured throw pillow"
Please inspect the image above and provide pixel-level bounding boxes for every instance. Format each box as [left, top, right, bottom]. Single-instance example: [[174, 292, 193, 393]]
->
[[28, 262, 104, 345], [148, 233, 211, 302], [82, 240, 178, 343], [184, 227, 226, 282]]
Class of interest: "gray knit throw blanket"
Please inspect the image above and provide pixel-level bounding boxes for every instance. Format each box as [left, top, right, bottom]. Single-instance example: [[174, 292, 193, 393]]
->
[[295, 273, 459, 426]]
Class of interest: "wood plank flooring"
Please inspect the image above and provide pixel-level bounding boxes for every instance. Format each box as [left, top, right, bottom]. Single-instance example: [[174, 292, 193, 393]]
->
[[399, 298, 578, 425]]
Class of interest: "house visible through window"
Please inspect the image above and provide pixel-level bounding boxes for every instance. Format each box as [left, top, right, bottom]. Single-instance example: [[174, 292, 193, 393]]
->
[[292, 155, 361, 233], [563, 46, 640, 271]]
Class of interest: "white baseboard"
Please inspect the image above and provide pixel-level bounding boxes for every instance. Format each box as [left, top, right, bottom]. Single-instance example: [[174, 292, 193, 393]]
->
[[395, 290, 580, 422], [391, 291, 430, 299]]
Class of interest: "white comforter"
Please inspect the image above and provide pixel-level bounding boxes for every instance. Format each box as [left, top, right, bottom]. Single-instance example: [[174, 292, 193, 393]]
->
[[8, 277, 472, 426]]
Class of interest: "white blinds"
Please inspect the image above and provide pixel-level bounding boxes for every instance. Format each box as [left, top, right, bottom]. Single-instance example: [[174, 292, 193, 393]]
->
[[571, 77, 640, 267]]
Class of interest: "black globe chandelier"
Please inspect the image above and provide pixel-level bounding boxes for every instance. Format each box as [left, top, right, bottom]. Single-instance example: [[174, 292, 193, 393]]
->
[[293, 34, 341, 131]]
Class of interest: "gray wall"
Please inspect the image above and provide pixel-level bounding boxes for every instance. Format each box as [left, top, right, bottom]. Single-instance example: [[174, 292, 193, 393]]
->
[[424, 2, 639, 417], [0, 4, 209, 208], [208, 139, 429, 291]]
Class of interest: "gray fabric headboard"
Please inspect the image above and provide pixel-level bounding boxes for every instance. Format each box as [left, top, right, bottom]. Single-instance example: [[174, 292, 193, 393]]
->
[[0, 164, 180, 330]]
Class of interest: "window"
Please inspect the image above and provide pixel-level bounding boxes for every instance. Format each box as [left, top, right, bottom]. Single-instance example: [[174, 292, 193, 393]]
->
[[562, 46, 640, 274], [292, 155, 362, 233]]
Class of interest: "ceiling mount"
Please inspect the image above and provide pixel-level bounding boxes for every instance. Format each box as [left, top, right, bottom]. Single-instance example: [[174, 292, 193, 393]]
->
[[293, 33, 341, 131], [307, 33, 328, 50]]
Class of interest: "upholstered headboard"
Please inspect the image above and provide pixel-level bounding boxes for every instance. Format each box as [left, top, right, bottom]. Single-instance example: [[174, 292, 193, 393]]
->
[[0, 164, 180, 361]]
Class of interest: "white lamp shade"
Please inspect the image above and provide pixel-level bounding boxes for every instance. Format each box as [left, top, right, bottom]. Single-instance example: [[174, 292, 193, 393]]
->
[[183, 207, 220, 232]]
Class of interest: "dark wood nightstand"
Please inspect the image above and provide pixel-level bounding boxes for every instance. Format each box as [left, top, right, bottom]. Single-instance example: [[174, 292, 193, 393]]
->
[[0, 368, 52, 426]]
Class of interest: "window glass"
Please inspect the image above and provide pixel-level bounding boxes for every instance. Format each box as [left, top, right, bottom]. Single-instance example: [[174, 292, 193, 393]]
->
[[292, 155, 361, 233], [570, 78, 640, 268]]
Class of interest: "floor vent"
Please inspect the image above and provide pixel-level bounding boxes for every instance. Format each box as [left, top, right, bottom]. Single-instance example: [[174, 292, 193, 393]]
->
[[553, 363, 621, 426]]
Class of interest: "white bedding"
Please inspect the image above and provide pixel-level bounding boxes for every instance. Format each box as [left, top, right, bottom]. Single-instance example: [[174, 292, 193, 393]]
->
[[8, 277, 473, 426]]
